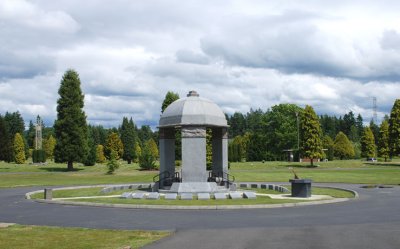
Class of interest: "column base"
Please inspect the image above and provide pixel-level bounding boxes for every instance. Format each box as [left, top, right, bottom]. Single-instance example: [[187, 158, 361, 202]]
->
[[161, 182, 228, 193]]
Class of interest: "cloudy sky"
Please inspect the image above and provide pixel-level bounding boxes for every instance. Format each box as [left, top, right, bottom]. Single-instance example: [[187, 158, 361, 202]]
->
[[1, 0, 400, 128]]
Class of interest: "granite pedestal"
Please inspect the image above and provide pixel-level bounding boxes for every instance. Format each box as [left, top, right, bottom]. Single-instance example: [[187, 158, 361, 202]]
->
[[290, 179, 312, 197]]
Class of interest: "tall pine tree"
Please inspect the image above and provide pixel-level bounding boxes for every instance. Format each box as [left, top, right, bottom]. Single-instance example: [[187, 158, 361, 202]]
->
[[120, 117, 137, 164], [300, 105, 323, 166], [54, 70, 88, 171], [389, 99, 400, 158], [0, 115, 13, 162]]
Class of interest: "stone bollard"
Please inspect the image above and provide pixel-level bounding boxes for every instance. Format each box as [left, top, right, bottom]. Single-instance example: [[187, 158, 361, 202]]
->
[[44, 188, 52, 200]]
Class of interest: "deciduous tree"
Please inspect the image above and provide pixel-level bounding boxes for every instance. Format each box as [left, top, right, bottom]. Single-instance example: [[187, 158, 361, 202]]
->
[[161, 91, 179, 113], [105, 132, 124, 160]]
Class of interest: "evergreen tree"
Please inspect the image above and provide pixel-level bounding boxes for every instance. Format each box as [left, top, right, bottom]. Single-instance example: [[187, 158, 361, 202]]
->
[[42, 135, 56, 161], [263, 104, 302, 160], [84, 136, 97, 166], [333, 132, 355, 159], [105, 132, 124, 160], [378, 120, 390, 162], [246, 133, 266, 161], [26, 120, 35, 148], [300, 105, 323, 166], [361, 127, 375, 159], [355, 114, 364, 139], [389, 99, 400, 158], [54, 69, 88, 170], [162, 92, 180, 160], [161, 91, 180, 113], [139, 141, 157, 170], [96, 145, 106, 163], [146, 138, 159, 160], [120, 117, 137, 164], [4, 111, 25, 138], [0, 115, 13, 162], [13, 133, 25, 164], [134, 141, 142, 163], [322, 135, 334, 161], [369, 120, 380, 146], [106, 150, 120, 174]]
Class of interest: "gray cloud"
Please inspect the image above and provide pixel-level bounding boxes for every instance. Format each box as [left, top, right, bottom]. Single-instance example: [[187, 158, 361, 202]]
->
[[1, 0, 400, 128]]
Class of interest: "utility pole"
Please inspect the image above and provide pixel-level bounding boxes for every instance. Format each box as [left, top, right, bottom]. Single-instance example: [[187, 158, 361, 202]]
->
[[373, 97, 378, 124]]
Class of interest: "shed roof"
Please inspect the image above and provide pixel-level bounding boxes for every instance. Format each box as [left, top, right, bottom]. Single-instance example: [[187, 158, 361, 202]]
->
[[159, 91, 228, 128]]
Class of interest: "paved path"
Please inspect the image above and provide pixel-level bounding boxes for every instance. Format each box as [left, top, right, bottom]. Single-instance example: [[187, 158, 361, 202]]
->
[[1, 183, 399, 248]]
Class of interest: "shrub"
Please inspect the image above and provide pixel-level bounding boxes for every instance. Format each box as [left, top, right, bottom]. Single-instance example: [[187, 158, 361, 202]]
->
[[139, 143, 157, 170], [107, 150, 120, 174], [32, 149, 46, 163]]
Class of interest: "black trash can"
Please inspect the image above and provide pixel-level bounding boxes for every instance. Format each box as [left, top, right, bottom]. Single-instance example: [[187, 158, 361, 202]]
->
[[289, 179, 312, 197]]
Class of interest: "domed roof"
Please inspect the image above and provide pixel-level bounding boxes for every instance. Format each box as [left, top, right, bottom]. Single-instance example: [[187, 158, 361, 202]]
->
[[159, 91, 228, 128]]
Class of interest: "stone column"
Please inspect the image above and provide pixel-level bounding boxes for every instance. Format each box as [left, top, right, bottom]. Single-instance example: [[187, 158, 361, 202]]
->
[[212, 127, 228, 176], [181, 126, 207, 182], [159, 128, 175, 188]]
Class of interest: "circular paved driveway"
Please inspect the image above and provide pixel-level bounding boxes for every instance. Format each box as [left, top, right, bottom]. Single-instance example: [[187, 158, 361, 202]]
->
[[1, 183, 399, 249]]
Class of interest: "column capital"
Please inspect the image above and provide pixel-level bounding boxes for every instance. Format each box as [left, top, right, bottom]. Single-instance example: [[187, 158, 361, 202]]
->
[[182, 127, 206, 138], [159, 128, 175, 139]]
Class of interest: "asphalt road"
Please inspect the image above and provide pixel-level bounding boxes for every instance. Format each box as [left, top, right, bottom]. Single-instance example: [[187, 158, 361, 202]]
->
[[1, 183, 399, 249]]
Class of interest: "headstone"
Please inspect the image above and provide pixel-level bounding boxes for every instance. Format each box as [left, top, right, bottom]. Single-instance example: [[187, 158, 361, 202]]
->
[[229, 192, 242, 199], [132, 192, 146, 199], [243, 192, 257, 199], [164, 193, 178, 200], [146, 192, 160, 200], [214, 193, 227, 200], [197, 193, 211, 200], [180, 193, 193, 200], [120, 192, 133, 199]]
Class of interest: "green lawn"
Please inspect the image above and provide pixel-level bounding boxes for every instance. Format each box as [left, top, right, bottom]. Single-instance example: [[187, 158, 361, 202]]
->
[[0, 224, 170, 249], [0, 160, 399, 188]]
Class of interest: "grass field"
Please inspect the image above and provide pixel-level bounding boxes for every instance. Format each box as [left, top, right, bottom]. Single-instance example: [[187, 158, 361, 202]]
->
[[0, 224, 170, 249], [0, 159, 399, 188]]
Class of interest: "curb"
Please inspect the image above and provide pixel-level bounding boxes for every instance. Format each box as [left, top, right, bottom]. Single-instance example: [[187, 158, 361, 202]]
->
[[33, 197, 352, 210], [26, 183, 358, 210]]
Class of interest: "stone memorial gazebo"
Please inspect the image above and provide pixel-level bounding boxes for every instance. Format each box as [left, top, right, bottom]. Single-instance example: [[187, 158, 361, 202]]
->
[[157, 91, 233, 193]]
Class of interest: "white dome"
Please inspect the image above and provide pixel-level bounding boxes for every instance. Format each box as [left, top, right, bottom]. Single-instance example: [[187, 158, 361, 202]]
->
[[159, 91, 228, 128]]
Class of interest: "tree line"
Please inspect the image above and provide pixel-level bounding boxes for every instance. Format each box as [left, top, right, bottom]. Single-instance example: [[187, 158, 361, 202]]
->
[[0, 70, 159, 172], [227, 101, 400, 162], [1, 69, 400, 169]]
